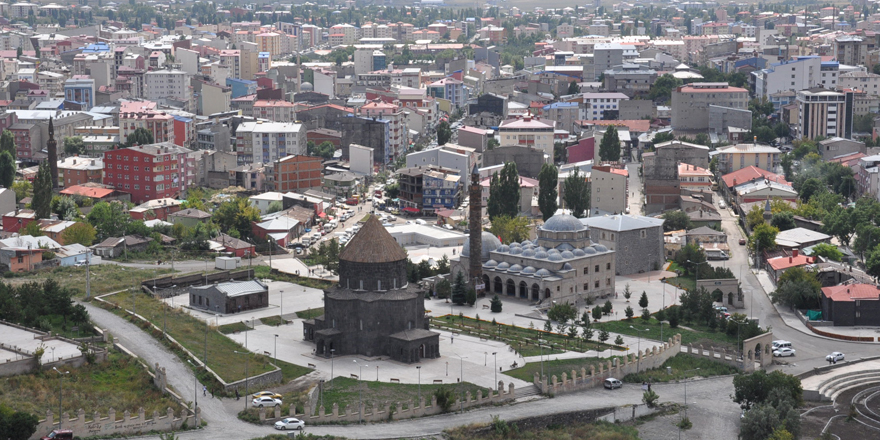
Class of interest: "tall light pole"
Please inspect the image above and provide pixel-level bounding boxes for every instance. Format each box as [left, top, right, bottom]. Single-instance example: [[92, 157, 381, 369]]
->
[[416, 365, 421, 404], [630, 326, 649, 373], [354, 360, 368, 424], [538, 339, 546, 380], [492, 352, 497, 389], [273, 334, 279, 364], [187, 360, 199, 410], [457, 355, 467, 413], [280, 289, 284, 324], [204, 318, 208, 365], [484, 351, 487, 366], [53, 367, 69, 430], [681, 367, 701, 438], [234, 350, 249, 411], [330, 348, 335, 389], [687, 259, 710, 292]]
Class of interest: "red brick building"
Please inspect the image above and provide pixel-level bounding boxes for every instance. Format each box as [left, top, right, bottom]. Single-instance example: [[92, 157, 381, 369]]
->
[[103, 143, 194, 204], [306, 128, 342, 147], [274, 154, 323, 192], [57, 156, 103, 188], [9, 123, 42, 161]]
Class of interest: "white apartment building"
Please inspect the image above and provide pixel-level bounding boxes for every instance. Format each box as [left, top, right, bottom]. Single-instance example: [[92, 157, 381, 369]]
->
[[360, 101, 409, 162], [582, 92, 630, 120], [839, 71, 880, 97], [329, 24, 359, 46], [498, 116, 555, 158], [753, 56, 839, 100], [219, 50, 241, 79], [235, 121, 306, 165], [144, 70, 191, 106]]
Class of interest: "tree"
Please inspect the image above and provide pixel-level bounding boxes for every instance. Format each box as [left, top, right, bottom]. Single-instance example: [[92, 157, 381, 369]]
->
[[63, 136, 86, 156], [52, 196, 79, 220], [562, 168, 590, 218], [490, 295, 502, 312], [810, 243, 842, 262], [591, 306, 602, 321], [125, 127, 154, 147], [60, 222, 97, 246], [799, 178, 825, 202], [780, 154, 793, 181], [648, 74, 682, 103], [615, 335, 624, 346], [732, 370, 804, 410], [602, 300, 613, 315], [437, 121, 452, 145], [489, 215, 530, 244], [87, 201, 129, 240], [32, 161, 53, 219], [11, 180, 30, 202], [638, 291, 649, 309], [537, 163, 558, 221], [866, 244, 880, 280], [0, 130, 14, 157], [652, 132, 675, 144], [662, 210, 691, 231], [547, 302, 578, 323], [487, 162, 520, 220], [770, 212, 796, 231], [267, 201, 283, 214], [598, 126, 621, 163], [624, 305, 634, 319], [623, 283, 632, 301], [436, 255, 450, 274], [451, 271, 467, 305], [212, 197, 261, 239], [435, 279, 451, 299], [598, 329, 610, 344], [746, 204, 766, 229], [0, 151, 14, 189], [750, 223, 779, 252], [466, 288, 477, 306], [23, 221, 41, 237], [0, 404, 39, 440], [567, 81, 579, 95]]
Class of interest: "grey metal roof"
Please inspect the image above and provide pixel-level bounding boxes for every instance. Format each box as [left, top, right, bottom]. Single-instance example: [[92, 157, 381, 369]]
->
[[193, 280, 267, 297], [579, 215, 665, 232]]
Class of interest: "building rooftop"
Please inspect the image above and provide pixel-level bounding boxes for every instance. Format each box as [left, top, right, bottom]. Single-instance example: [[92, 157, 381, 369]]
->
[[721, 166, 788, 188], [579, 214, 665, 232], [192, 279, 268, 297], [339, 215, 408, 264], [822, 284, 880, 302]]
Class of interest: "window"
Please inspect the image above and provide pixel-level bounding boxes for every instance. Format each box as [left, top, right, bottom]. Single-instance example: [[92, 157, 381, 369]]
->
[[606, 278, 611, 286], [595, 265, 599, 272], [606, 262, 611, 270], [584, 283, 589, 291], [594, 280, 600, 288], [583, 267, 588, 274]]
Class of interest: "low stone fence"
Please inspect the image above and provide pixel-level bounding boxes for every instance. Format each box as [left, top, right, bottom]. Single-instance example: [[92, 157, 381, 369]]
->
[[28, 407, 199, 440], [257, 382, 516, 425], [534, 335, 682, 396], [679, 344, 746, 371]]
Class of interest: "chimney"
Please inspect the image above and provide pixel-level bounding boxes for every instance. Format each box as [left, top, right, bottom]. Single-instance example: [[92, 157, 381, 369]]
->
[[789, 256, 793, 263], [793, 249, 799, 258]]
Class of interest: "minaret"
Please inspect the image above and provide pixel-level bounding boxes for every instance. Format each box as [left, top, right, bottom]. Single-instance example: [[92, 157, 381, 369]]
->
[[468, 163, 483, 292], [47, 117, 58, 188]]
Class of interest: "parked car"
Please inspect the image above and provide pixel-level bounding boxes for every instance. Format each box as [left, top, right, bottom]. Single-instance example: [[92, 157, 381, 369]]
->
[[253, 391, 282, 400], [274, 417, 305, 430], [296, 248, 303, 255], [719, 201, 727, 209], [739, 238, 747, 245], [826, 352, 845, 362], [252, 396, 282, 407], [41, 430, 73, 440], [443, 224, 454, 230], [604, 378, 623, 389], [773, 347, 796, 357]]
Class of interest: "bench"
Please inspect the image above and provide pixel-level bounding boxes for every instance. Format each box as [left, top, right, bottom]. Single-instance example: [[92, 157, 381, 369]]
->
[[433, 379, 443, 384], [390, 378, 400, 383], [263, 351, 271, 357], [307, 363, 316, 369], [482, 304, 490, 309], [350, 374, 359, 379]]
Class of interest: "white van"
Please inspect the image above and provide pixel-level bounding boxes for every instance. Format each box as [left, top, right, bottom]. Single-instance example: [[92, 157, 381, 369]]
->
[[772, 340, 792, 350]]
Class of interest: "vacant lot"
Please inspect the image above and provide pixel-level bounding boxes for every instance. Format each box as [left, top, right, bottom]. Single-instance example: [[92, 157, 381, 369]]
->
[[317, 377, 491, 414], [4, 265, 174, 299]]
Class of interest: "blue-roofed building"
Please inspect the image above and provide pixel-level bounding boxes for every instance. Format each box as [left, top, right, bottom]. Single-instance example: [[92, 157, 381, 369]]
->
[[80, 42, 111, 54], [63, 78, 95, 111], [257, 52, 271, 73], [226, 78, 257, 99], [542, 102, 579, 132]]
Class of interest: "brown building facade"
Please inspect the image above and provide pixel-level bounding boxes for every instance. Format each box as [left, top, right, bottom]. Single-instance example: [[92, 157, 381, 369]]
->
[[274, 154, 323, 192]]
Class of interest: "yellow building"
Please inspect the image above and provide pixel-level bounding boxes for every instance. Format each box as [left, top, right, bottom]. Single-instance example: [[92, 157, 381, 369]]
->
[[714, 142, 781, 174], [255, 32, 281, 58]]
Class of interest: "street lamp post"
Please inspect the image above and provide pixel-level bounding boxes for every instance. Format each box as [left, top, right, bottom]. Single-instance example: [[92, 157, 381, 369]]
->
[[457, 355, 466, 413], [680, 367, 701, 439], [538, 339, 546, 380], [330, 349, 335, 389], [53, 367, 69, 430], [492, 352, 497, 389], [274, 334, 279, 364], [234, 351, 250, 411], [354, 360, 368, 424], [187, 360, 199, 410], [416, 366, 421, 404], [484, 351, 487, 366], [687, 260, 710, 292], [630, 326, 649, 373]]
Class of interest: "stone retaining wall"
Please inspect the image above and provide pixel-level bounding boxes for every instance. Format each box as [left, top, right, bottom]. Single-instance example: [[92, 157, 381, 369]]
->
[[29, 407, 199, 440], [534, 334, 682, 396], [268, 382, 516, 425]]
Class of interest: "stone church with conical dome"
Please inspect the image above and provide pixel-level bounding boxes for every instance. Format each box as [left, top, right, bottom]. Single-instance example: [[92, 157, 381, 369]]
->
[[303, 215, 440, 363], [451, 213, 616, 307]]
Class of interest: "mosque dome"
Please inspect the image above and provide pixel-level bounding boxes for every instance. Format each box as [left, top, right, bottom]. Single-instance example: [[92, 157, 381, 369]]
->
[[496, 262, 510, 270], [508, 264, 523, 273], [542, 214, 584, 232], [484, 259, 498, 267], [535, 268, 552, 277], [535, 250, 549, 259], [561, 251, 575, 259], [522, 266, 537, 274], [461, 231, 502, 261]]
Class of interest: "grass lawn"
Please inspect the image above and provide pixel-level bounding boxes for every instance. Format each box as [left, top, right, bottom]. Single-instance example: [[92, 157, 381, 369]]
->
[[4, 265, 175, 299], [665, 276, 695, 292], [505, 356, 624, 383], [318, 377, 490, 414], [666, 261, 684, 273], [622, 353, 739, 384], [253, 266, 334, 291], [444, 419, 640, 440], [295, 307, 324, 320], [100, 290, 311, 384], [36, 314, 98, 339], [594, 317, 740, 348], [219, 321, 251, 335], [431, 316, 619, 357], [0, 353, 180, 416], [260, 315, 289, 326]]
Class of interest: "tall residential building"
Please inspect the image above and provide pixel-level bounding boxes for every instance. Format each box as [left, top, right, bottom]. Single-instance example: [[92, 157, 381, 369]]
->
[[582, 92, 630, 120], [427, 77, 467, 109], [753, 57, 839, 101], [359, 100, 408, 163], [797, 88, 854, 140], [219, 50, 241, 79], [590, 165, 628, 216], [63, 78, 96, 111], [274, 155, 323, 192], [255, 32, 281, 58], [671, 82, 748, 132], [144, 70, 191, 108], [235, 121, 306, 164], [102, 143, 194, 204], [497, 116, 555, 158]]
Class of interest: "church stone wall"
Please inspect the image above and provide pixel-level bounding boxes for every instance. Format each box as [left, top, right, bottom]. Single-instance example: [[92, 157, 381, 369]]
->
[[339, 259, 408, 291]]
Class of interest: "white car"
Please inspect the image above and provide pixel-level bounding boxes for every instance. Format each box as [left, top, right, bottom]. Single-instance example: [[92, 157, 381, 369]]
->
[[604, 378, 623, 389], [773, 348, 796, 357], [252, 396, 282, 407], [826, 352, 845, 362], [274, 417, 305, 430], [719, 201, 727, 209]]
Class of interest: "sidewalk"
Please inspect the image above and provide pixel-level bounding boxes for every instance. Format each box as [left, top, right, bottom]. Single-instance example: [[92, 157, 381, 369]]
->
[[752, 267, 878, 343]]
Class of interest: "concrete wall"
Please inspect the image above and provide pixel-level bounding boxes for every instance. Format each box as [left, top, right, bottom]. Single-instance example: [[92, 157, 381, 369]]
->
[[709, 105, 752, 133], [619, 100, 655, 120], [482, 146, 546, 178], [30, 407, 198, 440], [142, 269, 254, 290]]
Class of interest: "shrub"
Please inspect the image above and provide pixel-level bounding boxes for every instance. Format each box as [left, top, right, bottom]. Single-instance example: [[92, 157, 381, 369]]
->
[[490, 295, 503, 313], [642, 390, 659, 408], [434, 386, 455, 412]]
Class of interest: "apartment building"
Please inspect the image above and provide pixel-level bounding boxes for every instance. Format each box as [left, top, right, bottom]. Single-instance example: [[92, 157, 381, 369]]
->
[[235, 121, 306, 165], [797, 88, 854, 140], [359, 100, 408, 163], [252, 100, 296, 122], [671, 82, 748, 132], [274, 155, 323, 192], [63, 78, 96, 111], [714, 142, 782, 174], [497, 115, 555, 157], [255, 32, 281, 58], [58, 156, 103, 188], [582, 92, 630, 121], [144, 70, 191, 108], [102, 143, 194, 204]]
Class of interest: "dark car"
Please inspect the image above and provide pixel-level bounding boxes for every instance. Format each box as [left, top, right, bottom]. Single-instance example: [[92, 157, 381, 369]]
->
[[42, 430, 74, 440]]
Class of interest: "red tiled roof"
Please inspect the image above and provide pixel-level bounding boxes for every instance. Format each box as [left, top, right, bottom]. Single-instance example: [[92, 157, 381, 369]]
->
[[721, 166, 789, 189], [60, 185, 115, 198], [767, 254, 814, 271], [822, 284, 880, 302]]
